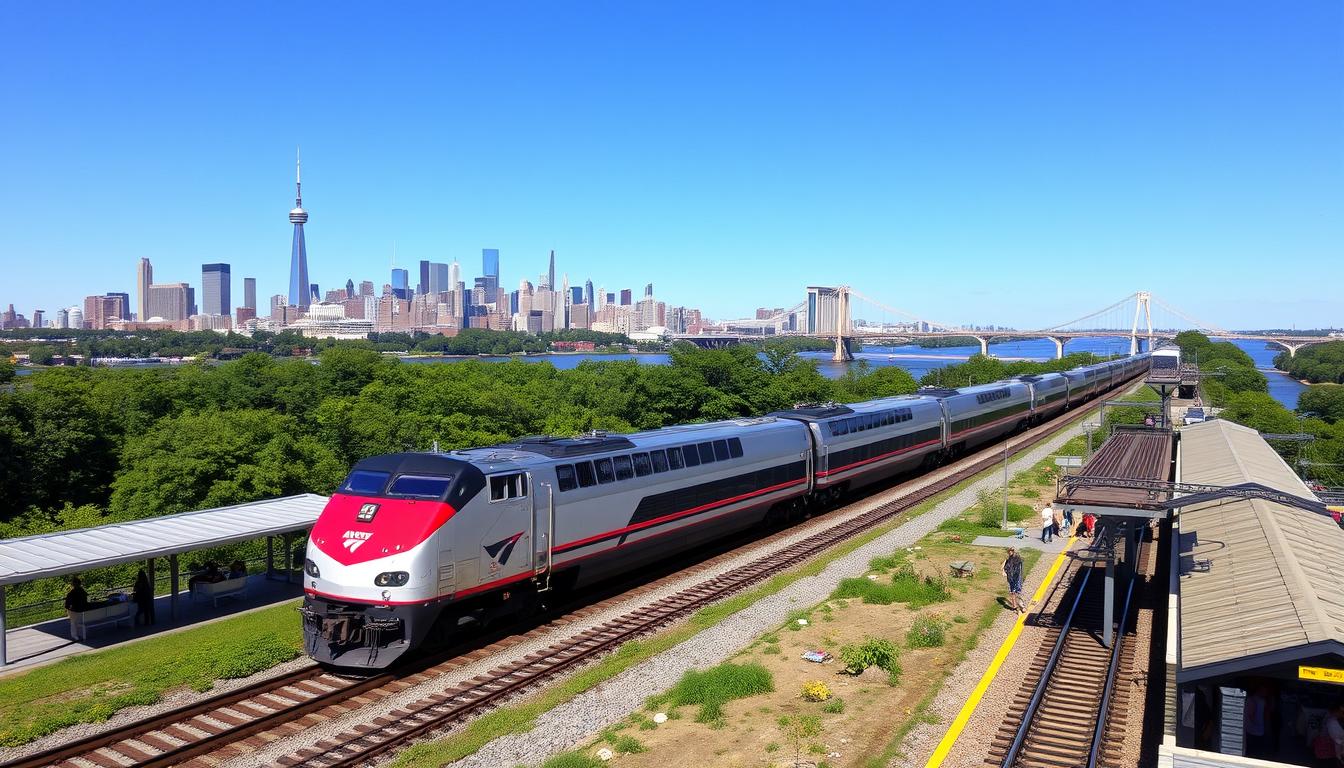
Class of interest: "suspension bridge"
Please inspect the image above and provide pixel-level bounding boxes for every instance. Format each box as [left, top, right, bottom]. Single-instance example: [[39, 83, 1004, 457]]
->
[[675, 290, 1333, 362]]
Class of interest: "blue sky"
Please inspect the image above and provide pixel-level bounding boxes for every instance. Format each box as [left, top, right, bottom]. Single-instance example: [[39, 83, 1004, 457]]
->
[[1, 2, 1340, 329]]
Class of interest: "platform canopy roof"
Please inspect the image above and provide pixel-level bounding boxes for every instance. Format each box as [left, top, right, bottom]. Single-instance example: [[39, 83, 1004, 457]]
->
[[1177, 420, 1344, 681], [0, 494, 329, 587]]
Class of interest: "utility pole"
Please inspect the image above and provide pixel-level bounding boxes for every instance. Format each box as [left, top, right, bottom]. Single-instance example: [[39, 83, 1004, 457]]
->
[[1002, 437, 1010, 529]]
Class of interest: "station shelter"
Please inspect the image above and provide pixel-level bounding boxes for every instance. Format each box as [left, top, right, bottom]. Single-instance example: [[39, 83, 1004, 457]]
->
[[1161, 420, 1344, 767], [0, 494, 328, 669]]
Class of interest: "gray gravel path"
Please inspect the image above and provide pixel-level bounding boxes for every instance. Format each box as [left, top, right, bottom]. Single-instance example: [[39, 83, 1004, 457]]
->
[[447, 420, 1088, 768]]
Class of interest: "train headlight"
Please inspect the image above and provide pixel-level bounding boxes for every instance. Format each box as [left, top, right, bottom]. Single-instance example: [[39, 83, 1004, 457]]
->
[[304, 559, 320, 578], [374, 571, 409, 587]]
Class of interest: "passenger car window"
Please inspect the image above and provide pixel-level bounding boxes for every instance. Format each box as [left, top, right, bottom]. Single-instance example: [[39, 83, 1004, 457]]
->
[[632, 452, 652, 476], [713, 440, 730, 461], [614, 455, 634, 481], [556, 465, 577, 492], [698, 442, 715, 464], [728, 438, 743, 458], [595, 458, 615, 484], [576, 461, 597, 487], [682, 444, 701, 467], [650, 450, 669, 473], [667, 446, 685, 469]]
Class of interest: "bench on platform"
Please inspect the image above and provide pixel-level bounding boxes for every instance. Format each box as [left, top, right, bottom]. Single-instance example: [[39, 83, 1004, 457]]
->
[[191, 576, 248, 607], [948, 561, 976, 578], [68, 601, 132, 640]]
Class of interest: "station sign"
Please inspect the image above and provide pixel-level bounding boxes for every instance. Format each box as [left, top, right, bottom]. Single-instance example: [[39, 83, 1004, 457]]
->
[[1299, 666, 1344, 685], [1054, 457, 1083, 468]]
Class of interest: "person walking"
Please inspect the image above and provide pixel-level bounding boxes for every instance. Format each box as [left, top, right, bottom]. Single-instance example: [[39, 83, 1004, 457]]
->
[[133, 569, 155, 626], [1040, 505, 1055, 543], [1062, 506, 1075, 536], [1002, 548, 1026, 613]]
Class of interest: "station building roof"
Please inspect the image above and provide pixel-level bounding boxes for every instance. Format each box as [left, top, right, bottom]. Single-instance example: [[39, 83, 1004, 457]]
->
[[0, 494, 328, 587], [1055, 427, 1173, 513], [1177, 420, 1344, 681]]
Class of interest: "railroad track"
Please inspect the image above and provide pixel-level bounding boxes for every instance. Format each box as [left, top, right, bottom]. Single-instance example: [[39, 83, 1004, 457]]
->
[[988, 523, 1158, 768], [5, 376, 1147, 768]]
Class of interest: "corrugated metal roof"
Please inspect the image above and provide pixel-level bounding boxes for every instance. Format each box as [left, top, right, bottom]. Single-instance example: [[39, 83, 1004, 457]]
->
[[0, 494, 328, 586], [1178, 420, 1344, 679]]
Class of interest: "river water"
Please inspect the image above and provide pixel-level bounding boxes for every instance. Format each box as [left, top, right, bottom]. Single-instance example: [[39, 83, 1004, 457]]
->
[[15, 335, 1305, 409]]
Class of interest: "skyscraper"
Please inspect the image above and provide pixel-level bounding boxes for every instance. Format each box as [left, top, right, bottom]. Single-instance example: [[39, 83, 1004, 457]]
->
[[137, 258, 152, 322], [243, 277, 257, 310], [288, 150, 310, 309], [202, 263, 231, 317], [391, 268, 410, 300], [418, 260, 431, 295], [584, 280, 594, 307], [547, 250, 555, 291], [449, 261, 461, 291], [429, 263, 449, 295], [620, 289, 632, 306], [482, 249, 500, 303], [345, 278, 355, 298], [148, 283, 190, 321], [645, 283, 654, 298]]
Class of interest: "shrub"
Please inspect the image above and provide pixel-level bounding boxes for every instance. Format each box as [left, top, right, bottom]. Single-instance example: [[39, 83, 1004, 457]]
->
[[778, 714, 823, 768], [665, 662, 775, 723], [821, 697, 846, 714], [839, 637, 899, 676], [908, 615, 949, 648], [801, 680, 832, 702]]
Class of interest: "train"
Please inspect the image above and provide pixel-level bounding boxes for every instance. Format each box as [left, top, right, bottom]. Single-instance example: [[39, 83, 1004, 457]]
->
[[300, 352, 1151, 668]]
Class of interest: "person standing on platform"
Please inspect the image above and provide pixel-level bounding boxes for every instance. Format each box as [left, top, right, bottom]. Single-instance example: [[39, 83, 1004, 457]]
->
[[64, 576, 89, 639], [1062, 506, 1075, 536], [1040, 505, 1055, 543], [1002, 548, 1026, 613], [133, 569, 155, 626]]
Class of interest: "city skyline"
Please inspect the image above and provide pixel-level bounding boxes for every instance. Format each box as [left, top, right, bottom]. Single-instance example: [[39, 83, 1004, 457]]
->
[[1, 4, 1340, 328]]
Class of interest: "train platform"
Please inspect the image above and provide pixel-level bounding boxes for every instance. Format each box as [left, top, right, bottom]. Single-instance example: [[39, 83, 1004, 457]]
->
[[1, 573, 303, 675], [0, 493, 328, 671]]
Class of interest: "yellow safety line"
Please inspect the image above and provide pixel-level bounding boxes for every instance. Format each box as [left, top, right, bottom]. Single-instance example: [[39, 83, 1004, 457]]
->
[[923, 537, 1077, 768]]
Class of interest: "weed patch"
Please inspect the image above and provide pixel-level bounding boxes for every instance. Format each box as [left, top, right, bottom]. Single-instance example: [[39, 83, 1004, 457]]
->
[[660, 662, 774, 723], [907, 615, 949, 648], [832, 566, 950, 607]]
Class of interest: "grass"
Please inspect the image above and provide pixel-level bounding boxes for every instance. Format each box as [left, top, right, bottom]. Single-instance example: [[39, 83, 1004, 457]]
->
[[540, 752, 604, 768], [831, 565, 951, 607], [0, 600, 303, 747], [821, 697, 846, 714], [604, 732, 647, 754], [906, 614, 949, 648], [652, 662, 775, 723]]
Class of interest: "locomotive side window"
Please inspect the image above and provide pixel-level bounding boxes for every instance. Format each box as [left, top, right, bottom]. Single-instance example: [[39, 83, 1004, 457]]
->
[[595, 458, 616, 483], [728, 438, 743, 458], [576, 461, 597, 487], [489, 473, 528, 502], [389, 474, 454, 499], [681, 444, 701, 467], [667, 446, 685, 469], [832, 420, 848, 436], [713, 440, 730, 461], [614, 455, 635, 481], [698, 442, 715, 464], [632, 452, 652, 476], [341, 470, 390, 495], [556, 465, 577, 492], [650, 450, 669, 473]]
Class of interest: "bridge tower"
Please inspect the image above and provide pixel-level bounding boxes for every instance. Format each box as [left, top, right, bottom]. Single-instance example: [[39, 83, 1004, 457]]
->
[[1130, 291, 1154, 356], [833, 286, 854, 362]]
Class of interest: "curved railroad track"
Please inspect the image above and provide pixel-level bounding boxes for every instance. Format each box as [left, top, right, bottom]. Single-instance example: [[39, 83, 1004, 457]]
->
[[4, 375, 1147, 768]]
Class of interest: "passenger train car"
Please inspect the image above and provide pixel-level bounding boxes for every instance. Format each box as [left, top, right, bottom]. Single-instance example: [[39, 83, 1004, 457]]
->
[[301, 352, 1151, 668]]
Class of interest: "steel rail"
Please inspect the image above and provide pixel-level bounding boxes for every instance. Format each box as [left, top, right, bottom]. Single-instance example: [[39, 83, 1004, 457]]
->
[[1088, 555, 1140, 768]]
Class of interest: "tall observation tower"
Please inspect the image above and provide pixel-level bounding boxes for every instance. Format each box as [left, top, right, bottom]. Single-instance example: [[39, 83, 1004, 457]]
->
[[288, 150, 310, 309]]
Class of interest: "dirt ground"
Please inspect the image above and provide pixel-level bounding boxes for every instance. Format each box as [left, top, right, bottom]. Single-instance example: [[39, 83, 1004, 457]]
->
[[589, 537, 1024, 768]]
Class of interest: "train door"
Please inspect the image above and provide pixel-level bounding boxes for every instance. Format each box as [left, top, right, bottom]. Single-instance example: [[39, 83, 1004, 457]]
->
[[482, 472, 532, 586], [532, 478, 554, 590]]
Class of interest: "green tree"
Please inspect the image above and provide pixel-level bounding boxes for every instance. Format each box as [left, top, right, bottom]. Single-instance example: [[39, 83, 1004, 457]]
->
[[1298, 386, 1344, 424], [26, 345, 55, 365], [0, 359, 14, 383]]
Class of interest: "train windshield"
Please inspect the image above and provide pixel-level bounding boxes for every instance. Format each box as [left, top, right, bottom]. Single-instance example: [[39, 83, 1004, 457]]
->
[[388, 474, 455, 500], [341, 470, 390, 495]]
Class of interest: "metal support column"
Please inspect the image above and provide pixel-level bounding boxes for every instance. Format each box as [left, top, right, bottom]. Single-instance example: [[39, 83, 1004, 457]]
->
[[283, 533, 293, 583], [1, 584, 7, 668], [169, 554, 179, 620], [1104, 521, 1119, 649], [266, 535, 275, 581]]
